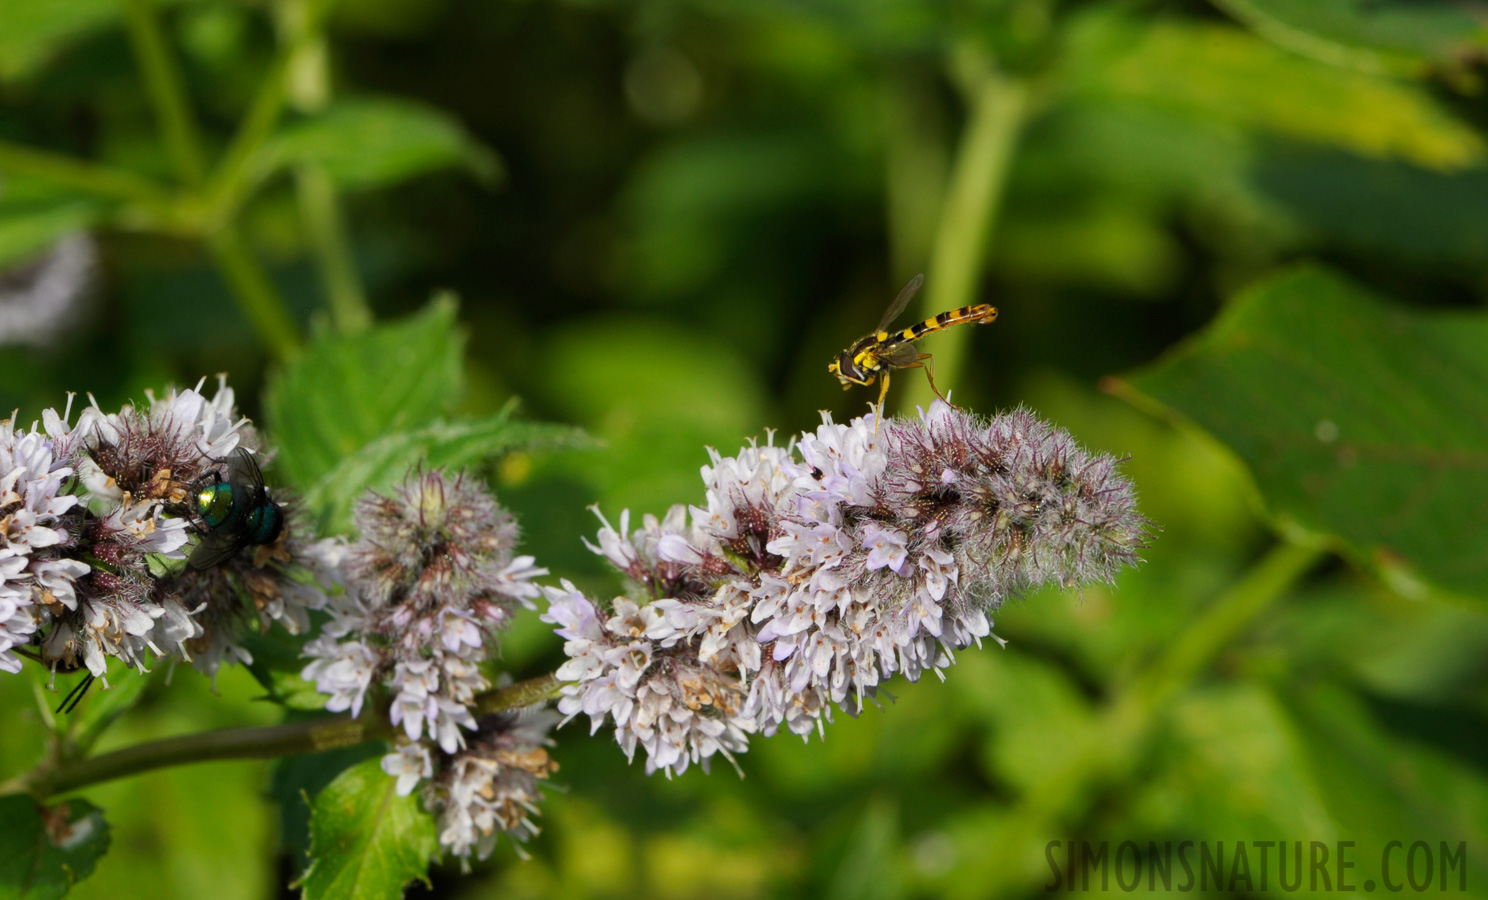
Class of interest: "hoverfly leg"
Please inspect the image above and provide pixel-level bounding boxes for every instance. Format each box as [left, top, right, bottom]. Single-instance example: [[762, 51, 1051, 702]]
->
[[914, 353, 949, 403], [874, 371, 892, 435]]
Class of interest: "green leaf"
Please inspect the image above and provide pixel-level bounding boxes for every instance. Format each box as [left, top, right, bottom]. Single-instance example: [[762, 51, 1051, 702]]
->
[[1214, 0, 1488, 76], [272, 744, 388, 871], [1115, 266, 1488, 601], [239, 626, 328, 711], [255, 97, 502, 192], [1079, 20, 1485, 170], [0, 795, 110, 899], [299, 412, 591, 535], [300, 757, 437, 900], [1131, 683, 1335, 839], [265, 297, 465, 493], [0, 0, 123, 80], [1278, 679, 1488, 887], [0, 184, 100, 269], [1251, 145, 1488, 269]]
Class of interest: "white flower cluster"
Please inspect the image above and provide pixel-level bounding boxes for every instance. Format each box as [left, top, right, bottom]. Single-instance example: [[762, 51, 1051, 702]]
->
[[302, 469, 559, 860], [0, 414, 85, 674], [544, 402, 1149, 776], [2, 377, 327, 685], [408, 706, 560, 863]]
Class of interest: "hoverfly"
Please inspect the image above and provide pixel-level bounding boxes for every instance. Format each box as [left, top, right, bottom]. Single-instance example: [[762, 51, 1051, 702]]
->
[[828, 274, 997, 422], [182, 447, 284, 570]]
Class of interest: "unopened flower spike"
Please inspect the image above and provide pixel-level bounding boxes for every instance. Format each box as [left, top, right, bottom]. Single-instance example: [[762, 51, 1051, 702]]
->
[[301, 466, 556, 861]]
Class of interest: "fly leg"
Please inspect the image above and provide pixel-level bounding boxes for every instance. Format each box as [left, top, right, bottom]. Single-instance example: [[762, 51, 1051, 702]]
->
[[898, 353, 949, 404], [873, 371, 891, 434]]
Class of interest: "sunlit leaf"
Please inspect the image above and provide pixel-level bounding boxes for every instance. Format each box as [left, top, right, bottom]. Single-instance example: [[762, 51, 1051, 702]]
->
[[0, 0, 125, 80], [1079, 21, 1485, 170], [272, 745, 387, 871], [0, 796, 109, 899], [1214, 0, 1488, 75], [255, 97, 502, 192], [300, 757, 437, 900], [1114, 266, 1488, 601], [264, 297, 464, 493], [300, 413, 591, 535]]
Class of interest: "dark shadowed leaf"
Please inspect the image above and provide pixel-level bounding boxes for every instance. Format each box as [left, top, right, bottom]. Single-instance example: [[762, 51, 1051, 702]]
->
[[239, 626, 329, 711], [300, 757, 437, 900], [0, 795, 109, 899], [1114, 266, 1488, 601]]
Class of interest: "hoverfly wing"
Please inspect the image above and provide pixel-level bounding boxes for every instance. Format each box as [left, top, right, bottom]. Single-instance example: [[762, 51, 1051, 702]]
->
[[878, 341, 920, 366], [872, 273, 925, 334]]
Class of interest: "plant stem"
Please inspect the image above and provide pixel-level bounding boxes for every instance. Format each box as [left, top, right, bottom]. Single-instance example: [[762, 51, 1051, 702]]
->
[[296, 167, 371, 331], [899, 52, 1029, 412], [121, 0, 209, 186], [8, 674, 564, 800], [972, 540, 1325, 896], [882, 70, 950, 283], [206, 0, 339, 224], [206, 227, 302, 358], [279, 0, 373, 332]]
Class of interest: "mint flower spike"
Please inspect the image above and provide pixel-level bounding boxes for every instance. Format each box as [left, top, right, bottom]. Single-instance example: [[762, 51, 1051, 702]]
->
[[543, 401, 1151, 777], [302, 467, 557, 860], [2, 378, 333, 685]]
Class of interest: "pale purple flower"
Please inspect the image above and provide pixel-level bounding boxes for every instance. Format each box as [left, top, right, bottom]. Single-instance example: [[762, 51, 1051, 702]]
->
[[382, 742, 434, 797], [546, 402, 1149, 771]]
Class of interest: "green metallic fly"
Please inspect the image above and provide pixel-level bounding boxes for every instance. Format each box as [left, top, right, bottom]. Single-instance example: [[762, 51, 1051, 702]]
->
[[184, 447, 284, 570]]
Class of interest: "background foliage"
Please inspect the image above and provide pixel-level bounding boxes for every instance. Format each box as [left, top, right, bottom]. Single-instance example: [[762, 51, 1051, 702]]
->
[[1, 0, 1486, 897]]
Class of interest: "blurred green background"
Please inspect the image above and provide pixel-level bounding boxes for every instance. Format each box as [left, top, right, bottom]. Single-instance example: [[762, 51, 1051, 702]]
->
[[2, 0, 1487, 897]]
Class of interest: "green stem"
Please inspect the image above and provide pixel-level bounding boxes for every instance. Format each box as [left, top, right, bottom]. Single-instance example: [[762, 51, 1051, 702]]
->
[[205, 0, 338, 225], [898, 53, 1029, 412], [121, 0, 209, 186], [206, 226, 302, 358], [0, 141, 172, 205], [278, 0, 373, 332], [882, 70, 950, 282], [296, 167, 371, 331], [9, 674, 564, 800], [975, 540, 1325, 896]]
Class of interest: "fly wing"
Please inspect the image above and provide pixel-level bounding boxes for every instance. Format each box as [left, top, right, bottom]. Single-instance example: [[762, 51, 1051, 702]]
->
[[189, 528, 247, 570], [877, 341, 920, 366], [873, 273, 925, 334], [226, 447, 267, 495]]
